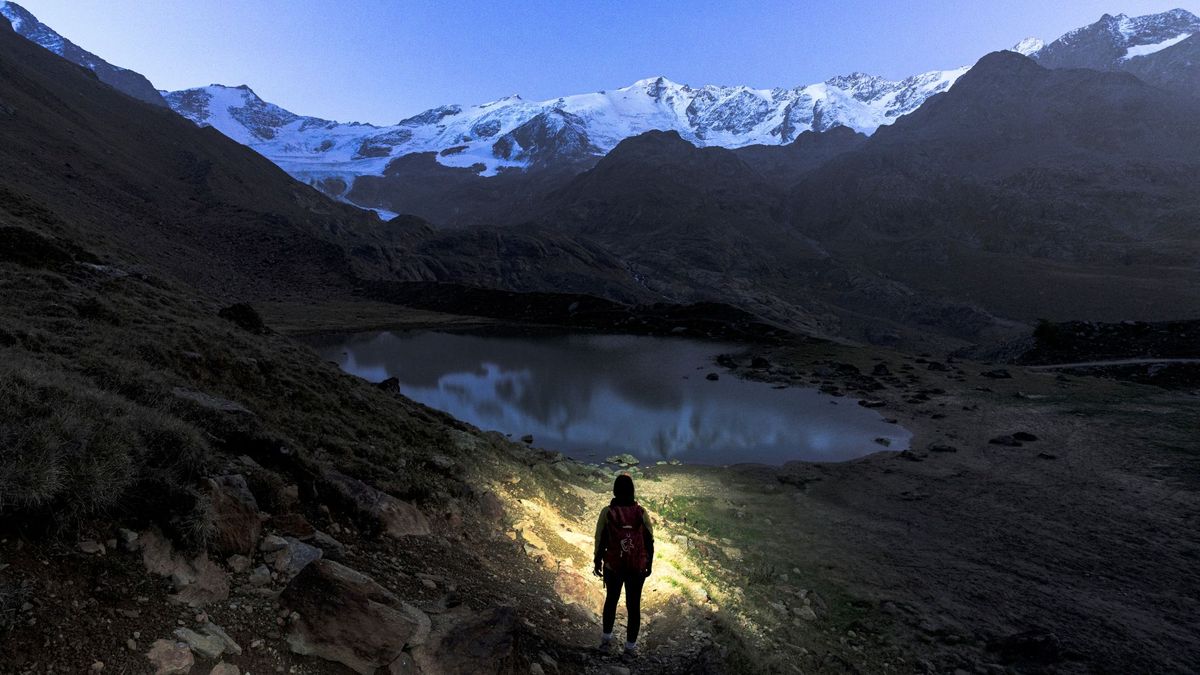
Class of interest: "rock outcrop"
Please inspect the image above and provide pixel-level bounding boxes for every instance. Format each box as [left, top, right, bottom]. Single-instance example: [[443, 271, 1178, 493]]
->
[[321, 468, 430, 538], [280, 560, 428, 674]]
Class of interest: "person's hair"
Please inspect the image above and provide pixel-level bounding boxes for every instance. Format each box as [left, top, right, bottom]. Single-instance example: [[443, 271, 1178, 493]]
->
[[613, 474, 635, 503]]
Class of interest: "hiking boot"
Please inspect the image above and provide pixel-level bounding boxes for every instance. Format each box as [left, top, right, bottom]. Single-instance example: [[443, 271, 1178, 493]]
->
[[597, 636, 614, 653], [622, 642, 639, 660]]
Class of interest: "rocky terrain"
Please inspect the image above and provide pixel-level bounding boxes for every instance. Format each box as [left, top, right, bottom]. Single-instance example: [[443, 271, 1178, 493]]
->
[[1, 5, 1199, 674]]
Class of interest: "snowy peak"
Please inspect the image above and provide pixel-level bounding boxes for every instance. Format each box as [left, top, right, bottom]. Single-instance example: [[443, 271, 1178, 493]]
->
[[0, 1, 167, 107], [165, 65, 969, 184], [163, 84, 315, 142], [1011, 37, 1044, 56]]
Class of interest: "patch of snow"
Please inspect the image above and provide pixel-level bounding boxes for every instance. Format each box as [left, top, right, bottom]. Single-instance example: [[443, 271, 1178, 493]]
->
[[1011, 37, 1044, 56], [1122, 32, 1192, 59], [0, 2, 23, 33], [368, 207, 399, 221]]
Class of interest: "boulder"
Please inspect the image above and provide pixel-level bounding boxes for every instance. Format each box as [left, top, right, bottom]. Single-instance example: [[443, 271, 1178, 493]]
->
[[217, 303, 268, 334], [281, 560, 427, 674], [375, 377, 401, 394], [146, 639, 194, 675], [321, 469, 430, 538], [268, 537, 322, 578], [270, 513, 315, 539], [205, 475, 263, 557], [479, 491, 505, 521], [604, 453, 639, 466], [309, 530, 346, 560], [247, 565, 272, 587], [412, 606, 519, 675], [173, 628, 226, 660]]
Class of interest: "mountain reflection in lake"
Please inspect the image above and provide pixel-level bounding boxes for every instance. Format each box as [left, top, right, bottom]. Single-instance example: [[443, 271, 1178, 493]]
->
[[308, 331, 909, 465]]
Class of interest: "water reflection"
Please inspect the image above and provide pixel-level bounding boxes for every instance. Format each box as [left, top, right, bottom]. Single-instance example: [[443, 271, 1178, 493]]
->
[[308, 331, 910, 465]]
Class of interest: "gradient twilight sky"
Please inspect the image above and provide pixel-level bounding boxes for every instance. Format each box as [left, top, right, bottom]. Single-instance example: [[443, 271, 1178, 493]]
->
[[12, 0, 1197, 123]]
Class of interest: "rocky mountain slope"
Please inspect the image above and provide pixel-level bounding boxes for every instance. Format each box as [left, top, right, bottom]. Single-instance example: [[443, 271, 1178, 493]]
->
[[1031, 8, 1200, 85], [0, 14, 654, 308], [1024, 8, 1200, 96], [163, 69, 965, 181], [153, 8, 1200, 222], [790, 50, 1200, 322], [0, 0, 167, 107]]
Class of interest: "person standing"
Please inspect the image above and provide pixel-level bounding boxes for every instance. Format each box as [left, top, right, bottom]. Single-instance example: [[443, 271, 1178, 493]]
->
[[593, 473, 654, 657]]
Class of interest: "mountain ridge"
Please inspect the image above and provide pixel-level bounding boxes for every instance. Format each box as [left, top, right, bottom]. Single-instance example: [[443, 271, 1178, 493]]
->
[[0, 0, 167, 107]]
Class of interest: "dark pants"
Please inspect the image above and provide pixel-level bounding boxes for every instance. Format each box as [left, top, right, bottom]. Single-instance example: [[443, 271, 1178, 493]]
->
[[602, 568, 646, 643]]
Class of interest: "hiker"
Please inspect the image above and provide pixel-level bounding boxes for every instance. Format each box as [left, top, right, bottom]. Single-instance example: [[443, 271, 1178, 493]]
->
[[593, 473, 654, 657]]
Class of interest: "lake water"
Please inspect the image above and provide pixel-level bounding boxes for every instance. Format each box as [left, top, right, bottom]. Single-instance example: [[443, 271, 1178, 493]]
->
[[308, 331, 909, 465]]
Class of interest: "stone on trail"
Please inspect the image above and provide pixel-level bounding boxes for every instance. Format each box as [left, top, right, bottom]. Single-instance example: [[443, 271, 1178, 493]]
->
[[988, 435, 1023, 447], [982, 368, 1012, 379], [146, 639, 194, 675], [281, 559, 427, 674], [174, 627, 226, 660], [208, 664, 239, 675], [928, 443, 958, 453], [705, 372, 720, 381], [1012, 432, 1039, 442]]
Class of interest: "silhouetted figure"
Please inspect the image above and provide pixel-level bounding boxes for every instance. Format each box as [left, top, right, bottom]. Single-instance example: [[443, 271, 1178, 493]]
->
[[593, 473, 654, 657]]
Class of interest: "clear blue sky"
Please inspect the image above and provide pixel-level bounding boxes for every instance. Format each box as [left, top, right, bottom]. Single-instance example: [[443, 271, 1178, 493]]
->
[[13, 0, 1196, 124]]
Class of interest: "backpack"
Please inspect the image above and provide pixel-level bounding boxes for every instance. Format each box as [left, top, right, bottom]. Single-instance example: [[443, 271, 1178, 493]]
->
[[603, 503, 648, 574]]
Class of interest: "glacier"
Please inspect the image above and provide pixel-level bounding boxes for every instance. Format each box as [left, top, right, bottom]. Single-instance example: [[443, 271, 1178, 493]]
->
[[164, 68, 967, 181]]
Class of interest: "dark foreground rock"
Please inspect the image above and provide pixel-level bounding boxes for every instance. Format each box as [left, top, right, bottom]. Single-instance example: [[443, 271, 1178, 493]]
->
[[281, 560, 429, 674]]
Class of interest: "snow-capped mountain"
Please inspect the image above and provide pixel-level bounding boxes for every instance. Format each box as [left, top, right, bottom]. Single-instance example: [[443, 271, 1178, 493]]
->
[[0, 1, 167, 107], [163, 68, 967, 185], [1031, 9, 1200, 69]]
